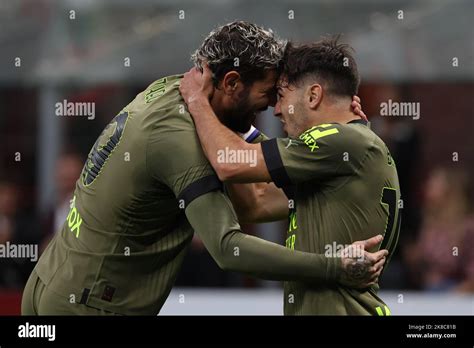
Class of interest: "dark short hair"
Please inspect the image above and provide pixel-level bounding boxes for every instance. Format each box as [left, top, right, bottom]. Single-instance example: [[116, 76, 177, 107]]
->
[[281, 36, 360, 97], [192, 21, 286, 86]]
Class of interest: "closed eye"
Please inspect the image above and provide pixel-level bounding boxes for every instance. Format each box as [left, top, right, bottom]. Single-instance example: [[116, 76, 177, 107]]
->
[[264, 87, 277, 97]]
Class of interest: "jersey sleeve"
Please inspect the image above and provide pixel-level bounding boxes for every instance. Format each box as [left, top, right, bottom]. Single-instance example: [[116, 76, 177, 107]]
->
[[185, 190, 341, 283], [146, 113, 221, 206], [261, 123, 368, 187]]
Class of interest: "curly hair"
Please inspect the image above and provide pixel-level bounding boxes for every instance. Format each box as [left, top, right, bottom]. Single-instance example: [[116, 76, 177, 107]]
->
[[192, 21, 287, 86], [281, 35, 360, 97]]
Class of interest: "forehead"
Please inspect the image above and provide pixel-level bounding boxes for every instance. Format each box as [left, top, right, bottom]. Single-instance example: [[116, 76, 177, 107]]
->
[[276, 75, 296, 93], [252, 69, 279, 90]]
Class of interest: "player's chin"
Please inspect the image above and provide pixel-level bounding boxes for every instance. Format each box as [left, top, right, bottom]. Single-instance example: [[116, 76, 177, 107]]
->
[[236, 118, 255, 133], [246, 116, 256, 128], [236, 123, 252, 133]]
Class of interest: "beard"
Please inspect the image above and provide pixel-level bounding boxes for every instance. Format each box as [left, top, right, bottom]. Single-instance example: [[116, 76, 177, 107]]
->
[[220, 90, 257, 133], [222, 109, 255, 133]]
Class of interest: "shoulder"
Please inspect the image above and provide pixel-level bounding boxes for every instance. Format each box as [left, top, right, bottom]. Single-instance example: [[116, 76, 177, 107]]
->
[[141, 76, 202, 159], [142, 75, 185, 112], [338, 122, 377, 151], [297, 122, 374, 153], [135, 75, 194, 135]]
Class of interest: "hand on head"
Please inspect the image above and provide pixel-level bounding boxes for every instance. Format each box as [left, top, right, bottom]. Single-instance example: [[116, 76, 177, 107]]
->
[[179, 63, 215, 105]]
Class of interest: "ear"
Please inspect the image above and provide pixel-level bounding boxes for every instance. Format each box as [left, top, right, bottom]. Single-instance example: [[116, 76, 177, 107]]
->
[[222, 71, 244, 96], [308, 84, 323, 109]]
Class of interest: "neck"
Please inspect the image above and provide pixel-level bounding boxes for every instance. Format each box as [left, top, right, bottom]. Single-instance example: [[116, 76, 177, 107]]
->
[[319, 111, 360, 125], [307, 99, 361, 128]]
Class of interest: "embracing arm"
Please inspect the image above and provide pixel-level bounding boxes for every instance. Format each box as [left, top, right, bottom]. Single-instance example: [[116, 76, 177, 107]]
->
[[183, 96, 271, 183], [226, 182, 289, 223], [225, 128, 289, 223], [186, 190, 386, 286]]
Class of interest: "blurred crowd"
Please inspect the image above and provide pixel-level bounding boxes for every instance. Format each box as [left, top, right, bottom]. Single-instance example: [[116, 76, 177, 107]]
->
[[404, 167, 474, 292]]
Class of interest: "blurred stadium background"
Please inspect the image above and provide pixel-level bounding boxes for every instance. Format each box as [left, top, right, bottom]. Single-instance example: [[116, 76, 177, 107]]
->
[[0, 0, 473, 315]]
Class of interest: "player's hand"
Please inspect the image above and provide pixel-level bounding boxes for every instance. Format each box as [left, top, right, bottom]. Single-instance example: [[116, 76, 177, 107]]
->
[[179, 64, 214, 107], [351, 95, 367, 121], [338, 234, 388, 289]]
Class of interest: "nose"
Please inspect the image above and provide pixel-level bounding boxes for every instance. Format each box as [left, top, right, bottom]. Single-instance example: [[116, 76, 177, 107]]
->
[[274, 100, 282, 117]]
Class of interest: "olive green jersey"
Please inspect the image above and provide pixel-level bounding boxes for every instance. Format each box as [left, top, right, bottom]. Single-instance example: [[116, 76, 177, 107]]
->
[[33, 75, 343, 315], [261, 120, 401, 315]]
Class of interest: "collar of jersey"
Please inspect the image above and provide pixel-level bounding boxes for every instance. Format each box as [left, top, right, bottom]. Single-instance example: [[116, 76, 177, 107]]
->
[[348, 119, 369, 126]]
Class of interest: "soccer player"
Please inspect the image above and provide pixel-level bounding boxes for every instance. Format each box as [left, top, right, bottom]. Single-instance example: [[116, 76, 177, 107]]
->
[[22, 22, 387, 316], [179, 38, 401, 315]]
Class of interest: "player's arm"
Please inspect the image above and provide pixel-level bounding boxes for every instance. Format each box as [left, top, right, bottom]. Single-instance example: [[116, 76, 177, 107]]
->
[[227, 128, 288, 223], [185, 188, 385, 286], [178, 66, 272, 182], [226, 182, 289, 223], [183, 97, 269, 182]]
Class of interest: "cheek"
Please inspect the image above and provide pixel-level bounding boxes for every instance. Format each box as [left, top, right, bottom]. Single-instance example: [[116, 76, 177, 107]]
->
[[280, 94, 294, 113], [255, 96, 269, 110], [282, 100, 294, 117]]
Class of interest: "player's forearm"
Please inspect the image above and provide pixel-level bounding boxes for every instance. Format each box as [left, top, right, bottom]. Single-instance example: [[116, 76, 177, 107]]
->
[[186, 191, 341, 283], [253, 183, 289, 222], [225, 183, 260, 223], [187, 97, 258, 182], [227, 182, 288, 223], [218, 230, 340, 282]]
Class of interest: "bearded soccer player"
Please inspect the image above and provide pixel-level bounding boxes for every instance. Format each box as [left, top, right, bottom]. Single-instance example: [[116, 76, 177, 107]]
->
[[22, 22, 387, 316], [179, 38, 401, 315]]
